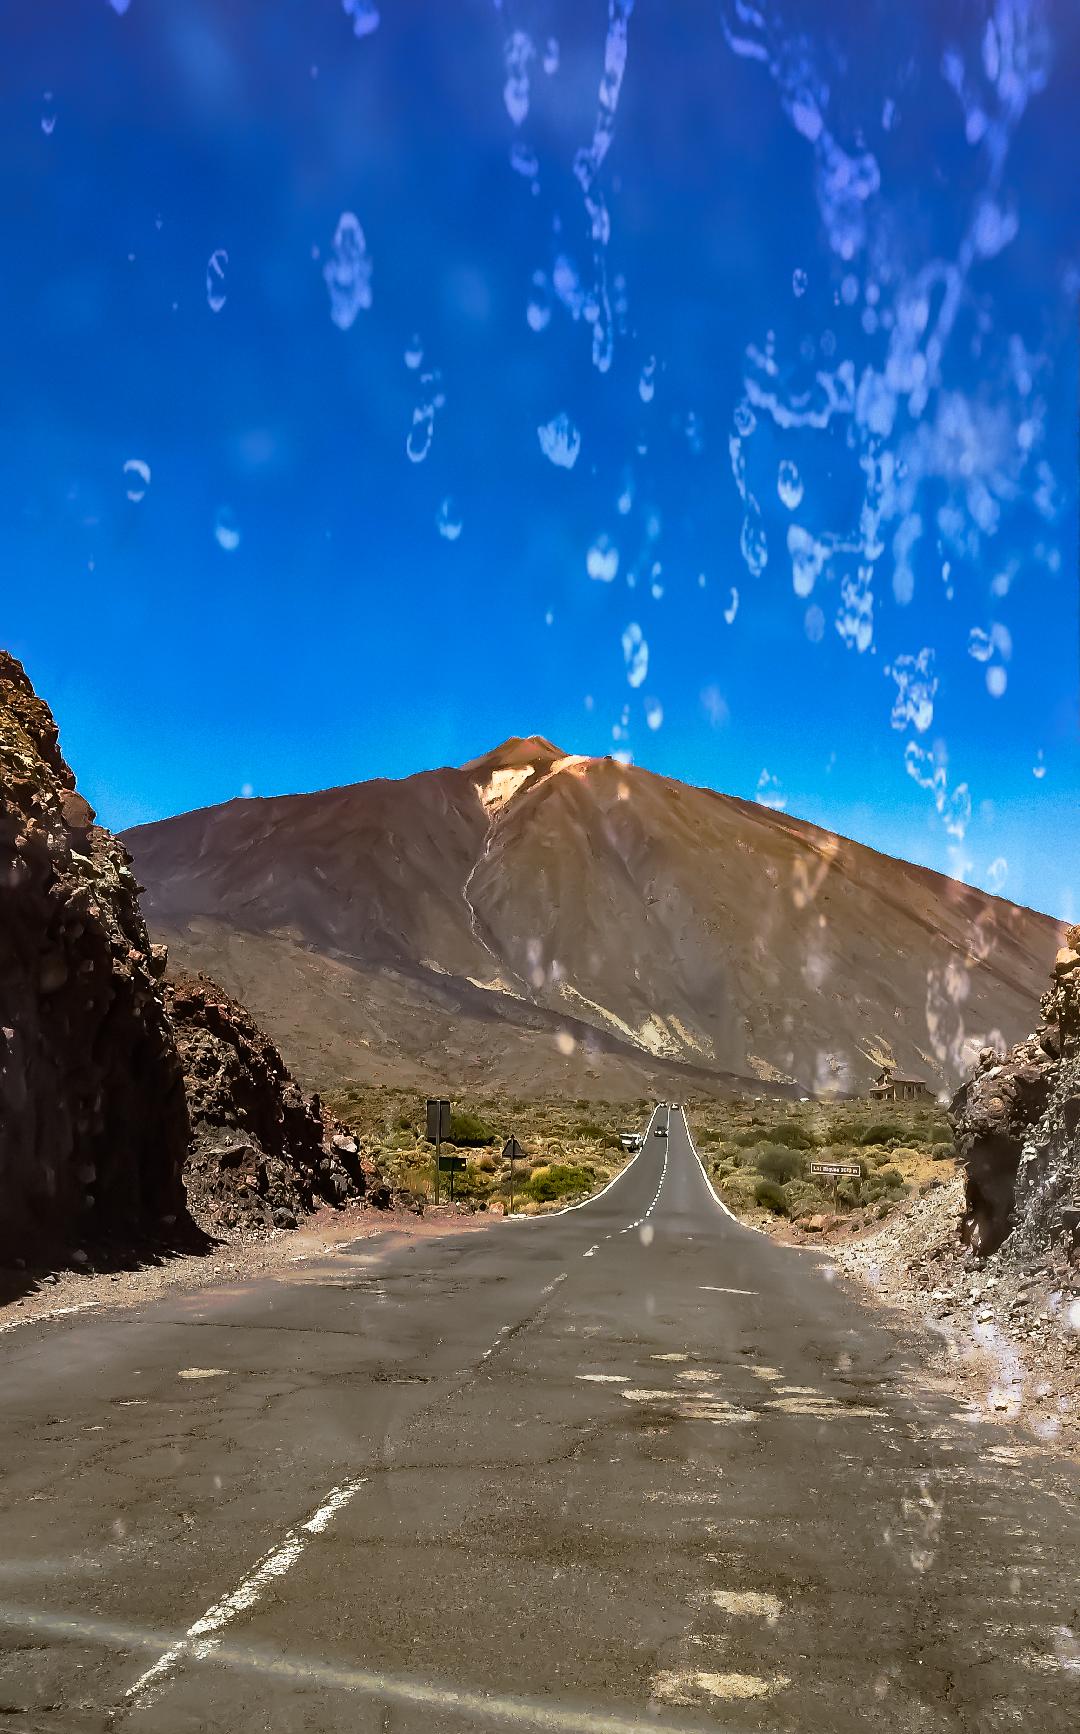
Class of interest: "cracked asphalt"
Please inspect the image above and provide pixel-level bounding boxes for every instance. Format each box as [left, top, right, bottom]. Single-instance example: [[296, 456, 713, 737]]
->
[[1, 1106, 1078, 1732]]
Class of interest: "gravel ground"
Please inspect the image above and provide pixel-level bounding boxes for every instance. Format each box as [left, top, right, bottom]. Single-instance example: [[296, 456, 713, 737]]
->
[[828, 1174, 1080, 1454]]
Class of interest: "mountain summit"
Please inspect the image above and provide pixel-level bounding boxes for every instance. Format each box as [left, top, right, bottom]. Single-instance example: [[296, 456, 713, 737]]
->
[[123, 746, 1062, 1098]]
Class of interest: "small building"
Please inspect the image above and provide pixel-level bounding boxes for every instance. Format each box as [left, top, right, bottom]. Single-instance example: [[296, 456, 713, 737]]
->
[[869, 1067, 932, 1103]]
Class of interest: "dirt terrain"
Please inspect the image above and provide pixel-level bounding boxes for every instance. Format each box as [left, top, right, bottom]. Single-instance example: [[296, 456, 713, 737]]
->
[[124, 735, 1061, 1098]]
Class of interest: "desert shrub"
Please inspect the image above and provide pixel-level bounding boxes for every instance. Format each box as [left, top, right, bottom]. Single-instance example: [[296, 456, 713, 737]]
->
[[526, 1163, 594, 1203], [765, 1122, 818, 1150], [859, 1121, 906, 1145], [733, 1127, 770, 1147], [876, 1166, 907, 1193], [931, 1129, 954, 1147], [755, 1145, 805, 1185], [448, 1110, 498, 1147], [575, 1120, 607, 1140], [932, 1144, 955, 1162], [754, 1179, 790, 1215], [785, 1178, 826, 1213], [476, 1153, 498, 1173], [876, 1200, 893, 1219], [396, 1111, 414, 1132]]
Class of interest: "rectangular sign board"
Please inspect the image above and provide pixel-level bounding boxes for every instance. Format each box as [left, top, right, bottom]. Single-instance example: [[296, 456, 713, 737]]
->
[[437, 1154, 466, 1173], [810, 1161, 862, 1178], [426, 1098, 451, 1142]]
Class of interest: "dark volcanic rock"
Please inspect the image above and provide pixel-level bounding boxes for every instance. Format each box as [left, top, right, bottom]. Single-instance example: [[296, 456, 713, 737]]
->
[[0, 653, 192, 1263], [951, 928, 1080, 1263], [165, 972, 378, 1235]]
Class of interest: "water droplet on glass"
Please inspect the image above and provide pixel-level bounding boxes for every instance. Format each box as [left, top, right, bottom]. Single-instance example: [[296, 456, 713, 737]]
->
[[436, 497, 462, 541], [804, 604, 825, 643], [510, 141, 538, 180], [543, 37, 559, 75], [214, 506, 241, 552], [122, 458, 151, 502], [733, 401, 756, 437], [622, 623, 648, 688], [407, 407, 434, 464], [323, 213, 372, 329], [504, 30, 534, 126], [986, 666, 1007, 698], [537, 413, 580, 469], [638, 357, 656, 403], [206, 249, 228, 313], [740, 513, 767, 577], [792, 268, 808, 297], [777, 460, 804, 510], [404, 335, 423, 369], [723, 588, 739, 625], [342, 0, 380, 37], [41, 95, 56, 136], [1032, 750, 1046, 781], [645, 699, 663, 731], [586, 536, 619, 582]]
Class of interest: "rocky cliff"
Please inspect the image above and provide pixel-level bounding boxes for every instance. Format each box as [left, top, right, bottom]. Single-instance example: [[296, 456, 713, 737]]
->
[[1, 655, 381, 1268], [165, 972, 373, 1235], [951, 928, 1080, 1270], [0, 653, 191, 1262]]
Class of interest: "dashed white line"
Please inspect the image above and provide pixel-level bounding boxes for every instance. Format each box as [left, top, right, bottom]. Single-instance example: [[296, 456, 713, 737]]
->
[[700, 1286, 757, 1296], [125, 1475, 368, 1706]]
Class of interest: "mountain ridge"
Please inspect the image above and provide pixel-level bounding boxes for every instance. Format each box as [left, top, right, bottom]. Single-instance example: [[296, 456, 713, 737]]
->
[[123, 738, 1064, 1099]]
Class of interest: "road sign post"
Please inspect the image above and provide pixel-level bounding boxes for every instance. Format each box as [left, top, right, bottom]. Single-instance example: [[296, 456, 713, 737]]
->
[[503, 1136, 524, 1213], [809, 1159, 862, 1207], [427, 1098, 451, 1204]]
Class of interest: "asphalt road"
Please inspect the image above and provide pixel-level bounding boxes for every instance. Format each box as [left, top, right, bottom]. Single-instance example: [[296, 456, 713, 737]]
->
[[1, 1106, 1079, 1733]]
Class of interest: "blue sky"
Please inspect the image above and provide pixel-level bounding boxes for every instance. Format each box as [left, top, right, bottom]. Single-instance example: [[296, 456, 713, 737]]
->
[[2, 0, 1077, 917]]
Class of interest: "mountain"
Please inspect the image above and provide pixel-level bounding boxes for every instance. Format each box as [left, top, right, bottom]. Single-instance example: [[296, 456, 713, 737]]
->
[[122, 737, 1063, 1099]]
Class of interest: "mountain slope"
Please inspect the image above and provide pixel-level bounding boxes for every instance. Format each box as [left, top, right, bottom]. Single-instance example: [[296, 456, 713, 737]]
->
[[123, 738, 1063, 1097]]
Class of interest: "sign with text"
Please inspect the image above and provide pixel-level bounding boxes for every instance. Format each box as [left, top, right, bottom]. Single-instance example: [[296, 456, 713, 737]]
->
[[810, 1160, 862, 1178], [437, 1154, 466, 1173], [426, 1098, 451, 1143]]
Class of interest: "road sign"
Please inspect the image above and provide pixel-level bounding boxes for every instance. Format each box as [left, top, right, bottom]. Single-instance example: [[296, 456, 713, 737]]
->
[[437, 1155, 466, 1173], [503, 1136, 526, 1214], [426, 1098, 451, 1143], [810, 1161, 862, 1178], [427, 1098, 452, 1203]]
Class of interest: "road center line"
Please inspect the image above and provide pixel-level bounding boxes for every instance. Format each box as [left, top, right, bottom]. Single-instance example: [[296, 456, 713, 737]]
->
[[700, 1286, 757, 1296], [123, 1475, 368, 1707]]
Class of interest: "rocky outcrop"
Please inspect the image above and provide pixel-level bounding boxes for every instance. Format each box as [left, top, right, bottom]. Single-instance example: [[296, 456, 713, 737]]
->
[[0, 653, 192, 1263], [165, 973, 375, 1235], [951, 928, 1080, 1266]]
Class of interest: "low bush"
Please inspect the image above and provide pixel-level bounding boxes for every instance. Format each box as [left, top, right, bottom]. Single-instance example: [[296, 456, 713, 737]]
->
[[756, 1145, 805, 1185], [765, 1122, 818, 1151], [754, 1179, 790, 1215], [525, 1163, 594, 1203], [448, 1110, 498, 1147], [859, 1121, 906, 1145]]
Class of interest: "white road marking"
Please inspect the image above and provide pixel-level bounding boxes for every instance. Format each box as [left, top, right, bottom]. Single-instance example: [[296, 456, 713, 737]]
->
[[0, 1603, 716, 1734], [507, 1108, 660, 1220], [576, 1373, 627, 1383], [177, 1367, 228, 1381], [708, 1589, 783, 1622], [583, 1245, 599, 1259], [676, 1107, 767, 1234], [540, 1274, 568, 1297], [652, 1667, 787, 1703], [124, 1475, 368, 1706], [0, 1300, 99, 1334], [699, 1286, 756, 1295]]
